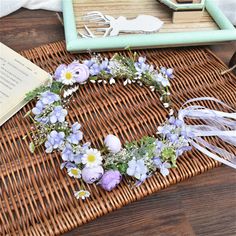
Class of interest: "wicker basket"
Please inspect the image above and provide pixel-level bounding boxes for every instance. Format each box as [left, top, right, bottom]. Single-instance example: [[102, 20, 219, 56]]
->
[[0, 41, 235, 235]]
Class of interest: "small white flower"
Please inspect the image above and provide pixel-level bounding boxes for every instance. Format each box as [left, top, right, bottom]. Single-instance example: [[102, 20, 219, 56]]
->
[[82, 148, 102, 167], [150, 86, 155, 92], [169, 109, 174, 116], [68, 167, 82, 178], [109, 78, 115, 84], [90, 80, 96, 83], [123, 79, 131, 86], [103, 80, 107, 84], [74, 190, 90, 200], [163, 103, 170, 108], [104, 134, 122, 154], [98, 80, 103, 83]]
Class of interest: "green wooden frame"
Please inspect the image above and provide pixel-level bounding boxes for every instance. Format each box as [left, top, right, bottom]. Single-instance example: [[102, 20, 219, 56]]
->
[[62, 0, 236, 53]]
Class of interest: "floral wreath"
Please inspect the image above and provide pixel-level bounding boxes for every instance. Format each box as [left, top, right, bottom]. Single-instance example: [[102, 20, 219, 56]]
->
[[25, 53, 236, 200]]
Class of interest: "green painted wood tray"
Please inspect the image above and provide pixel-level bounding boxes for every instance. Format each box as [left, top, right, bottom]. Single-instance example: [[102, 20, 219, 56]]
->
[[62, 0, 236, 53]]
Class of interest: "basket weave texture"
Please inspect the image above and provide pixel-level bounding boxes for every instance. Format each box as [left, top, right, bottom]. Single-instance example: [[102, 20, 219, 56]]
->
[[1, 41, 235, 236]]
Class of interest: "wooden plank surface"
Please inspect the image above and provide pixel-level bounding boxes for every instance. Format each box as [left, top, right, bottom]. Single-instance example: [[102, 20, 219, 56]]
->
[[0, 8, 236, 236], [73, 0, 218, 37]]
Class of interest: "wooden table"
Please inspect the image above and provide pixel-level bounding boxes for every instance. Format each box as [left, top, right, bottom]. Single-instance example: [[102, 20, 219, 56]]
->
[[1, 9, 236, 236]]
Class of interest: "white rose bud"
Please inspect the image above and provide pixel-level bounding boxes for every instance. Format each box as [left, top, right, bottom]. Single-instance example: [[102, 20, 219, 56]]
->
[[104, 134, 122, 154]]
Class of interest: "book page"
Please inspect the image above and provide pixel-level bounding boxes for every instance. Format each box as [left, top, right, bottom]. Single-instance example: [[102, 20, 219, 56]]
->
[[0, 43, 51, 126]]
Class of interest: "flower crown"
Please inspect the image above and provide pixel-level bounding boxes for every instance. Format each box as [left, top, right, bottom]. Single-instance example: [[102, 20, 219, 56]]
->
[[25, 54, 236, 200]]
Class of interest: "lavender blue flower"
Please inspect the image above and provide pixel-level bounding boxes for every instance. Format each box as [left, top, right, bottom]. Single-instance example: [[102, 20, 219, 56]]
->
[[32, 100, 44, 115], [89, 63, 101, 76], [45, 130, 65, 153], [83, 59, 95, 68], [49, 106, 68, 123], [40, 91, 60, 105], [35, 116, 49, 124], [169, 133, 179, 143], [99, 59, 111, 73], [157, 125, 172, 136], [99, 170, 122, 191], [155, 73, 170, 87], [176, 146, 192, 156], [60, 161, 77, 170], [153, 157, 171, 176], [134, 57, 153, 77], [67, 130, 83, 145], [62, 144, 74, 162], [161, 67, 174, 79], [126, 159, 148, 181], [156, 140, 164, 150], [71, 122, 81, 133], [169, 116, 183, 127]]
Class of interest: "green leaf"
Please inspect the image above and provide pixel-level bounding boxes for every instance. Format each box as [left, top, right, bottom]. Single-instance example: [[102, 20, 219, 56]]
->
[[25, 85, 49, 101], [50, 81, 63, 94], [117, 163, 128, 174]]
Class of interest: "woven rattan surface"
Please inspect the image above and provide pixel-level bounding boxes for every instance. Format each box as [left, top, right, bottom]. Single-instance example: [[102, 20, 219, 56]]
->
[[1, 41, 235, 236]]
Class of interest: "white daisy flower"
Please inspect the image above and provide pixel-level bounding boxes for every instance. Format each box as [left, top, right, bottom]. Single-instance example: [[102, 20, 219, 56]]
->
[[82, 148, 102, 167], [60, 69, 76, 85], [68, 167, 81, 178], [74, 190, 90, 200]]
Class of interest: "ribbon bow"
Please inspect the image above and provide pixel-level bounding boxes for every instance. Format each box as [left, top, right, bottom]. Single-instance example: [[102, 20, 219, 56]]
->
[[178, 97, 236, 169]]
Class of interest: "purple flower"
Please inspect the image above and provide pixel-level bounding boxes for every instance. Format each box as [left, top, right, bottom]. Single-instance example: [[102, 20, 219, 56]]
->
[[40, 91, 60, 105], [45, 130, 65, 153], [99, 170, 122, 191], [126, 159, 148, 181], [32, 100, 44, 115], [81, 166, 104, 184], [54, 64, 67, 80], [70, 61, 90, 83], [49, 106, 68, 123]]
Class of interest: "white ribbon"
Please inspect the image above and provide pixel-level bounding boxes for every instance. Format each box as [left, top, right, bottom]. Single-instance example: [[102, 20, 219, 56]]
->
[[178, 97, 236, 169]]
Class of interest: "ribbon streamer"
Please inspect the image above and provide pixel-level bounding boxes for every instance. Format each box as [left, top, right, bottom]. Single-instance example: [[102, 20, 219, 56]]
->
[[178, 97, 236, 169]]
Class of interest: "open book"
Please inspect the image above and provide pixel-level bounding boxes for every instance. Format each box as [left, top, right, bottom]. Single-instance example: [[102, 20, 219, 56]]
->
[[0, 43, 51, 126]]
